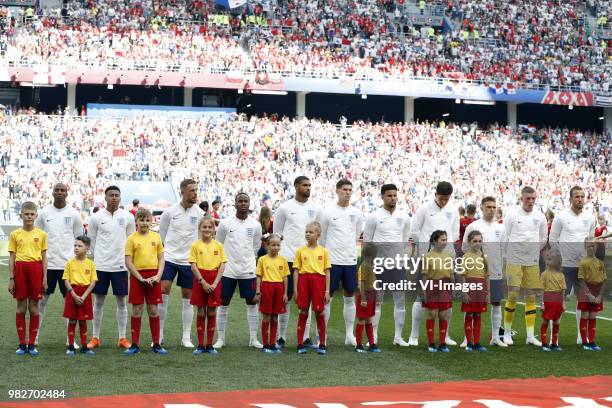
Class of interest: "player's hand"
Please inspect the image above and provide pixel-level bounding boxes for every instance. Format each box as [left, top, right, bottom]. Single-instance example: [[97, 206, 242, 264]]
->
[[360, 299, 367, 307], [75, 295, 84, 305], [151, 275, 161, 284], [253, 294, 260, 304], [8, 280, 15, 295], [324, 292, 331, 304], [282, 294, 288, 304]]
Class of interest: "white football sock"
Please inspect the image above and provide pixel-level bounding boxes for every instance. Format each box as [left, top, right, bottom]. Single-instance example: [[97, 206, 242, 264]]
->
[[372, 303, 382, 343], [393, 292, 406, 339], [216, 305, 228, 341], [491, 305, 502, 340], [116, 296, 128, 339], [37, 295, 49, 342], [181, 298, 194, 339], [343, 296, 356, 338], [324, 302, 331, 325], [247, 304, 259, 340], [158, 294, 169, 340], [576, 304, 581, 338], [278, 303, 290, 340], [92, 295, 105, 338], [410, 301, 423, 339], [303, 308, 312, 342]]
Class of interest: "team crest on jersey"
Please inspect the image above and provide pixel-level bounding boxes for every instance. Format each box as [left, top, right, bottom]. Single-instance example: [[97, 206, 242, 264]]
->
[[532, 219, 539, 226], [246, 228, 254, 238], [118, 217, 125, 226], [190, 216, 197, 225], [278, 265, 284, 270], [349, 214, 356, 223], [495, 230, 502, 238], [318, 255, 323, 260], [85, 269, 90, 275], [214, 250, 219, 255], [308, 210, 315, 219], [446, 211, 452, 219], [582, 220, 589, 227], [396, 218, 403, 226], [34, 237, 39, 243], [151, 241, 157, 246], [64, 217, 71, 225]]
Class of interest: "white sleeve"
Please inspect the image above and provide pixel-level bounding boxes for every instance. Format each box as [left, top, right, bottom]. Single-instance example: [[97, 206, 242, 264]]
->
[[588, 217, 596, 239], [410, 206, 425, 242], [88, 215, 98, 254], [500, 226, 508, 259], [403, 216, 411, 242], [126, 214, 136, 236], [451, 209, 460, 242], [363, 214, 376, 243], [73, 212, 84, 238], [548, 215, 562, 250], [539, 214, 548, 249], [158, 209, 171, 242], [355, 211, 364, 240], [253, 223, 262, 255], [319, 211, 330, 247], [216, 220, 227, 244], [503, 210, 514, 240], [273, 205, 286, 235]]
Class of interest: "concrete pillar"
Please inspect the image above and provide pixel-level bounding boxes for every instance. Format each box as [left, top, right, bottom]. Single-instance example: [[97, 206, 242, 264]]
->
[[507, 102, 517, 129], [604, 107, 612, 135], [184, 87, 193, 107], [67, 83, 76, 114], [296, 92, 306, 119], [404, 96, 414, 123]]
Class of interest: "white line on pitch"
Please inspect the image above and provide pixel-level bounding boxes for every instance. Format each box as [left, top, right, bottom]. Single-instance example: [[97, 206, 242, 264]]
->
[[517, 301, 612, 322]]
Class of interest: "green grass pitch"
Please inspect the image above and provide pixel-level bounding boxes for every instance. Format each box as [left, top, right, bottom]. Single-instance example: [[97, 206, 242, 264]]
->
[[0, 260, 609, 400]]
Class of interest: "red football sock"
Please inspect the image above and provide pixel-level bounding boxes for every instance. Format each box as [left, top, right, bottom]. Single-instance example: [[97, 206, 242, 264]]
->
[[28, 314, 39, 346], [130, 317, 141, 346], [68, 321, 77, 347], [149, 316, 160, 346], [426, 318, 435, 345], [297, 311, 308, 347], [355, 323, 364, 346], [365, 322, 375, 346], [262, 321, 270, 346], [206, 315, 216, 347], [540, 321, 548, 345], [79, 320, 88, 346], [551, 322, 559, 346], [588, 318, 597, 343], [580, 318, 588, 344], [270, 319, 278, 345], [316, 313, 326, 347], [439, 319, 448, 345], [473, 314, 481, 344], [16, 313, 26, 345], [197, 315, 205, 346], [464, 314, 473, 344]]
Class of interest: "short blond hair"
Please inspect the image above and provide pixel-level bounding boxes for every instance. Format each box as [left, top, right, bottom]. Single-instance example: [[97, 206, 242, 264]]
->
[[21, 201, 37, 212], [305, 221, 321, 233], [198, 216, 215, 230]]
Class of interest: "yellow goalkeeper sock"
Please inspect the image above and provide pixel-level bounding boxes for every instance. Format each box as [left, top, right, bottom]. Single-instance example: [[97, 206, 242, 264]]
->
[[525, 295, 537, 338], [504, 292, 518, 331]]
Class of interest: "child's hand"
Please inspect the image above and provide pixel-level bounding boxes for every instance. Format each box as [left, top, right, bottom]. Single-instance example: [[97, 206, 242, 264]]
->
[[151, 275, 161, 284], [8, 280, 15, 295], [42, 278, 48, 292], [324, 292, 330, 304], [596, 294, 602, 303], [75, 295, 84, 305], [587, 293, 597, 303], [361, 299, 367, 307], [253, 294, 261, 304], [202, 281, 213, 293], [282, 294, 288, 305], [462, 292, 470, 303], [294, 291, 299, 305]]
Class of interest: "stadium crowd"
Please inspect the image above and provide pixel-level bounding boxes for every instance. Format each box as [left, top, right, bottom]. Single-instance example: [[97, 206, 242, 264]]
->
[[0, 114, 610, 224], [1, 0, 610, 92]]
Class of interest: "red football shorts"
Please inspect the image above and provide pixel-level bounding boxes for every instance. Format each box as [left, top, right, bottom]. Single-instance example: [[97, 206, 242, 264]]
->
[[577, 301, 604, 312], [63, 285, 93, 320], [13, 261, 43, 301], [297, 273, 326, 312], [356, 290, 376, 319], [259, 281, 286, 315], [423, 279, 453, 311], [129, 269, 162, 305], [461, 277, 487, 313], [542, 301, 564, 321], [190, 269, 221, 307]]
